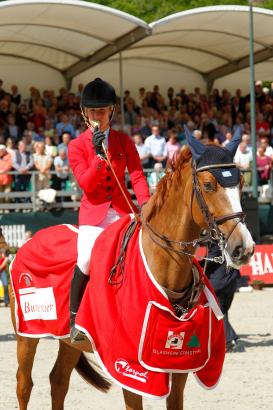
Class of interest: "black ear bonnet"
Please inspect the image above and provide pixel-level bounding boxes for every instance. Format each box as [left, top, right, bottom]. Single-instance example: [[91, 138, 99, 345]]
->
[[196, 146, 240, 187]]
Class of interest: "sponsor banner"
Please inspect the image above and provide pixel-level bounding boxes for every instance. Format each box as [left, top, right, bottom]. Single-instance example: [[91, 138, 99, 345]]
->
[[240, 245, 273, 284], [115, 359, 149, 383], [19, 287, 57, 321], [196, 245, 273, 284]]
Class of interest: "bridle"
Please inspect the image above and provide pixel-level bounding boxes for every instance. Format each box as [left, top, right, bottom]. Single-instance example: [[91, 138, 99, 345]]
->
[[142, 160, 246, 263], [191, 161, 245, 257]]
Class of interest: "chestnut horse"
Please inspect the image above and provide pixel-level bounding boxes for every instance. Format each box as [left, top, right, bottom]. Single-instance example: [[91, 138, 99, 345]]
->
[[10, 129, 255, 410]]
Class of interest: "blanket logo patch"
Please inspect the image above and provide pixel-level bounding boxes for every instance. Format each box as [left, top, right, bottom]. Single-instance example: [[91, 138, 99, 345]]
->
[[187, 333, 200, 348], [165, 331, 185, 349], [18, 272, 33, 287], [19, 287, 57, 321], [115, 359, 149, 383]]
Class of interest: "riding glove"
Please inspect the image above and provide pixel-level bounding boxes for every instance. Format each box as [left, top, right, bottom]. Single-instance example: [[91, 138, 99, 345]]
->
[[92, 126, 106, 158]]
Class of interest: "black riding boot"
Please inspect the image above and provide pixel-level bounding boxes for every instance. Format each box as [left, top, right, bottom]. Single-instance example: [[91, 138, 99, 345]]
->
[[69, 265, 89, 343]]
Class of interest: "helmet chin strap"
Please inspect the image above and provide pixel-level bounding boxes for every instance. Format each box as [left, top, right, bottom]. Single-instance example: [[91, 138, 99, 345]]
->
[[109, 105, 115, 122], [80, 106, 92, 129], [80, 105, 115, 131]]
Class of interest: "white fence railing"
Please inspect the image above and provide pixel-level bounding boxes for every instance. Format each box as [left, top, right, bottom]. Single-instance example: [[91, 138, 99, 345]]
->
[[1, 224, 26, 248], [0, 169, 272, 214]]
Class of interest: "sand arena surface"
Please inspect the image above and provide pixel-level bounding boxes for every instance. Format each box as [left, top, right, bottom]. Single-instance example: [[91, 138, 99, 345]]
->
[[1, 288, 272, 410]]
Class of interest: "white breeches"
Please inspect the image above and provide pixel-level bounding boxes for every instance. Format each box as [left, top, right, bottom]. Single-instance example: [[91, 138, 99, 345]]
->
[[77, 208, 121, 274]]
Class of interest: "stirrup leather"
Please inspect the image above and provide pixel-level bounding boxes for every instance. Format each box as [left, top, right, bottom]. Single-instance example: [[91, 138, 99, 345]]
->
[[70, 325, 85, 343]]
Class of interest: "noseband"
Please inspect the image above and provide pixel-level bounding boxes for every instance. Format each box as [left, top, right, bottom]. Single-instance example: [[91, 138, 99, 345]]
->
[[142, 161, 246, 263]]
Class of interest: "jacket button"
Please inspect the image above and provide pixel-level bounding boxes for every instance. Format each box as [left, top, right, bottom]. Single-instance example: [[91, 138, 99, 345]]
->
[[106, 186, 111, 191], [107, 195, 112, 200], [106, 166, 111, 171], [106, 176, 111, 181]]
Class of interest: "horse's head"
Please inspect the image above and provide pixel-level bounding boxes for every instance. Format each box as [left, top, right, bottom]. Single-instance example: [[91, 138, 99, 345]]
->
[[185, 127, 255, 268]]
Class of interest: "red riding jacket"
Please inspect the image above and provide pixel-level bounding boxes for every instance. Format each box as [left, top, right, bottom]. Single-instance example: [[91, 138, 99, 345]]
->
[[68, 128, 150, 225]]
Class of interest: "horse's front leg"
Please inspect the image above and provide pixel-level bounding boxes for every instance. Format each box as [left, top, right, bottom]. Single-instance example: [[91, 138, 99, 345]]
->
[[16, 335, 40, 410], [123, 389, 143, 410], [167, 373, 188, 410]]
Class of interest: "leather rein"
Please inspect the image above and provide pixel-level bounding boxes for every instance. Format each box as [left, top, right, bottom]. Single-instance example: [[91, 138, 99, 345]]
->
[[142, 161, 246, 264]]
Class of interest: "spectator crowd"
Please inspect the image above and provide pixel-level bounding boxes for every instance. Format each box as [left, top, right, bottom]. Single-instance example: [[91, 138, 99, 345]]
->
[[0, 78, 273, 210]]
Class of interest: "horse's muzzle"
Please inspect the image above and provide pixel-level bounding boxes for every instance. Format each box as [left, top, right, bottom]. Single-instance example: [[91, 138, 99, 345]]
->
[[230, 244, 255, 266]]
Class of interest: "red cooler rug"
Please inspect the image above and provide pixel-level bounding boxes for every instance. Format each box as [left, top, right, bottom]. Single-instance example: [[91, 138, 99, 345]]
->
[[10, 224, 78, 338], [76, 215, 225, 397], [10, 217, 225, 398]]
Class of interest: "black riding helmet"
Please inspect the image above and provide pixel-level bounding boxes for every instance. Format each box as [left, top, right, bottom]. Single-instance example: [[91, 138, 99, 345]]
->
[[81, 78, 116, 108]]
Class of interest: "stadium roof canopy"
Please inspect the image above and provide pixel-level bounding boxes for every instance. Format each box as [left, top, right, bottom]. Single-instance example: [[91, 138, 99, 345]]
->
[[1, 2, 273, 96], [91, 5, 273, 96], [0, 0, 151, 94]]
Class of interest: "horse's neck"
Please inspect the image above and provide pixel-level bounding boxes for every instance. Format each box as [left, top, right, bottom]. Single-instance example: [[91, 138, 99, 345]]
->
[[142, 166, 200, 293]]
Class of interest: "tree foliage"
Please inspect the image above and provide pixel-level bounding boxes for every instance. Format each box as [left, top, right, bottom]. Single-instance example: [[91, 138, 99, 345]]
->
[[86, 0, 273, 22]]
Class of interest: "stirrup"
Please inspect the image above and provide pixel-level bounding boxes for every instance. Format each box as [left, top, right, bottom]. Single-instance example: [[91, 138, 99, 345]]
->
[[70, 326, 85, 343]]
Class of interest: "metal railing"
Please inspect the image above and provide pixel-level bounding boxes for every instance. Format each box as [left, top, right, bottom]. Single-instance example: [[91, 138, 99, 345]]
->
[[0, 171, 81, 212], [0, 168, 272, 213]]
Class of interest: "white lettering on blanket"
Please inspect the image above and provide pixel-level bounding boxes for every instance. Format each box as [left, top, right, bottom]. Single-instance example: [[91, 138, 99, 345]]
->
[[115, 359, 149, 383], [19, 287, 57, 321], [153, 349, 201, 356]]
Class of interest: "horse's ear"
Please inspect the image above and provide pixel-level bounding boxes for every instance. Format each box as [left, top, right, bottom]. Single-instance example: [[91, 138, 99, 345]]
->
[[184, 125, 205, 161], [225, 127, 242, 156]]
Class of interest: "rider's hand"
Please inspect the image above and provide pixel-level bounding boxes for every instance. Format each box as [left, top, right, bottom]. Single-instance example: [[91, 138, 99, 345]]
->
[[92, 126, 106, 158]]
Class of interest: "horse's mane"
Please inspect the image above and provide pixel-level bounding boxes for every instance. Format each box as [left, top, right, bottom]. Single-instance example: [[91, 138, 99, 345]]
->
[[146, 146, 192, 221]]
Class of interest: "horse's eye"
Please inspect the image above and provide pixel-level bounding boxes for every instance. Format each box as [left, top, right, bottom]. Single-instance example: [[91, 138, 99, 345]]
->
[[203, 182, 215, 192]]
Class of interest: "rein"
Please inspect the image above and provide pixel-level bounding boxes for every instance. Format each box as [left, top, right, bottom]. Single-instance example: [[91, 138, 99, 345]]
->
[[82, 118, 139, 219], [142, 161, 246, 263], [81, 112, 138, 218], [102, 142, 139, 219]]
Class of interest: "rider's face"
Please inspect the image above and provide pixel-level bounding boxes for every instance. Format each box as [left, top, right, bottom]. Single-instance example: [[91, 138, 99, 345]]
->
[[85, 106, 113, 131]]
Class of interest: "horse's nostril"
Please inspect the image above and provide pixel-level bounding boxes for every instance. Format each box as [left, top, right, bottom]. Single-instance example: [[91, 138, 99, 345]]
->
[[232, 246, 242, 259]]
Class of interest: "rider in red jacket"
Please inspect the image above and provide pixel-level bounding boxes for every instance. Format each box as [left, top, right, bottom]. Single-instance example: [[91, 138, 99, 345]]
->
[[68, 78, 150, 342]]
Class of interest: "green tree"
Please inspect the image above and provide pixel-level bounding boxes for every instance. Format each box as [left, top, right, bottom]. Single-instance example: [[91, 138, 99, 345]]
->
[[187, 333, 200, 348], [86, 0, 273, 22]]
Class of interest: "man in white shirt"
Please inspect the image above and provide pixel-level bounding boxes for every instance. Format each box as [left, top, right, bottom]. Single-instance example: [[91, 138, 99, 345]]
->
[[134, 133, 150, 168], [144, 125, 167, 168], [234, 141, 252, 186]]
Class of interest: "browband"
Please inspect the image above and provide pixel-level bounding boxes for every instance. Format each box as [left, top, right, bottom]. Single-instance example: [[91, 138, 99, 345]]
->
[[196, 163, 237, 172]]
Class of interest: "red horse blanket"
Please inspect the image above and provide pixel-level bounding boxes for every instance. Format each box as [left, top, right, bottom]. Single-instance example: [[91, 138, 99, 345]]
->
[[10, 224, 78, 338], [10, 218, 225, 398], [76, 216, 225, 397]]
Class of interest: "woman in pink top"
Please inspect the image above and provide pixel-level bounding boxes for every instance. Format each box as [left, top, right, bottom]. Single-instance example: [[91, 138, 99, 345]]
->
[[166, 130, 180, 162], [256, 146, 272, 184]]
